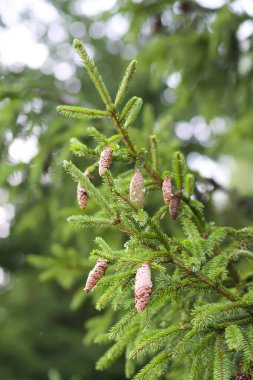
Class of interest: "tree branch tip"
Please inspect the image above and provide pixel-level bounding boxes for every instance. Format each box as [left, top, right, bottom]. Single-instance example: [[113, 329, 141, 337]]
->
[[130, 59, 138, 66], [63, 160, 71, 169], [56, 105, 64, 112], [73, 39, 83, 49]]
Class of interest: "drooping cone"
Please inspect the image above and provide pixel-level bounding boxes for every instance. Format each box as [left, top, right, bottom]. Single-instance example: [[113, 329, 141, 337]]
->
[[162, 176, 173, 205], [237, 373, 252, 380], [77, 171, 93, 209], [135, 263, 152, 312], [130, 170, 145, 207], [99, 146, 112, 176], [84, 260, 108, 292], [169, 193, 181, 220]]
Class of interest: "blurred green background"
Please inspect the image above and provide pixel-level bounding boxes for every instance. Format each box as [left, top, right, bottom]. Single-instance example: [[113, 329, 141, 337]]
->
[[1, 0, 253, 379]]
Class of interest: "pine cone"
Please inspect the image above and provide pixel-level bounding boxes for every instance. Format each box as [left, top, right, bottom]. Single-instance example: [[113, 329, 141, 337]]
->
[[84, 260, 108, 292], [99, 146, 112, 176], [162, 176, 173, 205], [135, 263, 152, 312], [130, 170, 145, 207], [237, 373, 252, 380], [77, 171, 93, 209], [169, 193, 181, 220]]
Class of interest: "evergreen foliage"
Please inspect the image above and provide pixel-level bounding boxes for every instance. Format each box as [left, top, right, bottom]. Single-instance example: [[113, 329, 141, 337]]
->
[[51, 40, 253, 378], [2, 3, 253, 380]]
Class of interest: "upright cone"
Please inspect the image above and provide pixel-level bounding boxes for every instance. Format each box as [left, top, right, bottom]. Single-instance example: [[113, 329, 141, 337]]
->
[[77, 171, 93, 209], [84, 260, 108, 292], [135, 263, 152, 312], [130, 170, 145, 207], [99, 146, 112, 176], [162, 176, 173, 205]]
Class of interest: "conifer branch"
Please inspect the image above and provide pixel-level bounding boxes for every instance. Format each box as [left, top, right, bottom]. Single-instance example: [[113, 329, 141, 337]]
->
[[95, 283, 120, 311], [147, 219, 240, 301], [111, 110, 163, 186], [73, 39, 112, 107], [99, 171, 240, 303], [153, 205, 168, 221], [63, 160, 111, 213], [97, 270, 136, 287], [115, 60, 137, 107], [91, 249, 114, 262], [185, 173, 194, 198], [132, 352, 169, 380], [99, 174, 239, 302], [57, 105, 110, 120], [130, 324, 188, 358], [120, 96, 140, 123], [109, 310, 138, 339], [172, 151, 186, 191], [101, 177, 239, 304], [213, 334, 231, 380], [67, 215, 114, 228], [123, 97, 143, 129], [180, 196, 206, 233], [86, 126, 108, 144], [96, 327, 139, 370], [69, 138, 97, 157], [55, 42, 253, 379], [190, 333, 215, 379]]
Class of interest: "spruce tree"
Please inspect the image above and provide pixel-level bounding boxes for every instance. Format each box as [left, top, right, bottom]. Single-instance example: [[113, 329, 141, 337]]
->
[[56, 39, 253, 379]]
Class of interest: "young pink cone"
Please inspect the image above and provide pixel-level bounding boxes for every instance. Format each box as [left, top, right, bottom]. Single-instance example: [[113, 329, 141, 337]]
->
[[99, 146, 112, 176], [84, 259, 108, 292], [130, 170, 145, 207], [135, 263, 152, 312], [162, 176, 173, 205], [169, 193, 181, 220], [77, 171, 93, 209]]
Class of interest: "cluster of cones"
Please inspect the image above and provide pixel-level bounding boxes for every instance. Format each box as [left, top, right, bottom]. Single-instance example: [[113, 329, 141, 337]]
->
[[77, 146, 112, 209], [77, 147, 181, 312], [84, 260, 152, 313], [77, 146, 180, 220]]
